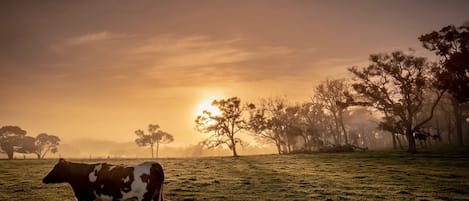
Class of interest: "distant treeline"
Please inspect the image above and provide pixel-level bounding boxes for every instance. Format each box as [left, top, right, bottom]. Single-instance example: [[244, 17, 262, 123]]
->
[[0, 126, 60, 160], [194, 22, 469, 156]]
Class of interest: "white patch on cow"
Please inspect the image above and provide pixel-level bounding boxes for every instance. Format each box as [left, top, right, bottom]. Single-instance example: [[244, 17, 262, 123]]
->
[[122, 176, 130, 183], [88, 164, 102, 183], [101, 184, 104, 189], [120, 162, 154, 201], [108, 166, 116, 171], [93, 191, 113, 201]]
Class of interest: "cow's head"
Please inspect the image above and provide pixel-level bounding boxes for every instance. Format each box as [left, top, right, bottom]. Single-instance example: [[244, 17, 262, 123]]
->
[[43, 158, 69, 184]]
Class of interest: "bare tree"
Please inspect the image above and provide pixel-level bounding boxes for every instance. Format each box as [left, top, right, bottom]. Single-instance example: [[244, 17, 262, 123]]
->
[[248, 98, 285, 154], [248, 97, 300, 154], [195, 97, 248, 157], [135, 124, 174, 158], [280, 106, 302, 153], [314, 79, 352, 145]]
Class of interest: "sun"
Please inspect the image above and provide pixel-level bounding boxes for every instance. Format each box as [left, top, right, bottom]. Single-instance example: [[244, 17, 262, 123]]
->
[[195, 98, 222, 117]]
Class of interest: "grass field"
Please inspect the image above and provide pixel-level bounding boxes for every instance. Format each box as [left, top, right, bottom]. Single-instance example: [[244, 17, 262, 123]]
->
[[1, 151, 469, 201]]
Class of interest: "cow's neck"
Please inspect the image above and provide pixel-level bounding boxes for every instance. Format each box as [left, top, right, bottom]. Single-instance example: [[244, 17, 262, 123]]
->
[[65, 162, 97, 200]]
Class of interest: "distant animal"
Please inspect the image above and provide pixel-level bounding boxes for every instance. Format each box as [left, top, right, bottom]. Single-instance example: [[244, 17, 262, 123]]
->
[[414, 129, 431, 148], [43, 158, 164, 201], [431, 134, 441, 141]]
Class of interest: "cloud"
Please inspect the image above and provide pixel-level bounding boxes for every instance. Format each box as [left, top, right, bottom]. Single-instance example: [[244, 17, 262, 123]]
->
[[67, 31, 133, 45], [124, 35, 299, 88]]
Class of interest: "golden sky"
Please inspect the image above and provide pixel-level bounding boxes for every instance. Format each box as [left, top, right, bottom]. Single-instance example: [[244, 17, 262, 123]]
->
[[1, 0, 469, 157]]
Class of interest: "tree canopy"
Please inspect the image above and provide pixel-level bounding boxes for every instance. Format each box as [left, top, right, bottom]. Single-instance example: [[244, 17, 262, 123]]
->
[[419, 22, 469, 103], [349, 51, 445, 153]]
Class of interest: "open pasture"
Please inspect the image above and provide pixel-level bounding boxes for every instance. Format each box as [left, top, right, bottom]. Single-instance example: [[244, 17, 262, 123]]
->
[[1, 151, 468, 201]]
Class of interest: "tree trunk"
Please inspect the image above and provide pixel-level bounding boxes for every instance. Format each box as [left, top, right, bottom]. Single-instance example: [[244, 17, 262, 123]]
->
[[229, 137, 238, 157], [435, 116, 442, 143], [392, 133, 397, 150], [41, 149, 50, 159], [7, 151, 14, 160], [335, 122, 341, 145], [150, 144, 154, 159], [406, 130, 417, 154], [396, 135, 404, 150], [231, 142, 238, 157], [452, 98, 464, 146], [302, 135, 309, 151], [156, 141, 160, 158], [339, 112, 348, 145], [331, 112, 342, 145], [275, 142, 282, 155], [447, 116, 453, 145], [37, 154, 41, 159]]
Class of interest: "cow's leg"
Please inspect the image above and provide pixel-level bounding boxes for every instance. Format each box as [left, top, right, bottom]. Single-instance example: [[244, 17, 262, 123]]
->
[[152, 183, 164, 201]]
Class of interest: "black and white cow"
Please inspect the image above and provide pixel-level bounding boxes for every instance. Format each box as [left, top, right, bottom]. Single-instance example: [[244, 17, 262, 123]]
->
[[43, 159, 164, 201]]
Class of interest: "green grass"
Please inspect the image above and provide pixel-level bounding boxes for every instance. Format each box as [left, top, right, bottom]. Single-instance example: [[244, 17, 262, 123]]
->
[[1, 151, 469, 200]]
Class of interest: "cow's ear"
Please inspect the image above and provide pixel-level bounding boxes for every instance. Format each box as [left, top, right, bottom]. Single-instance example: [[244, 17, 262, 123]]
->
[[59, 158, 66, 163]]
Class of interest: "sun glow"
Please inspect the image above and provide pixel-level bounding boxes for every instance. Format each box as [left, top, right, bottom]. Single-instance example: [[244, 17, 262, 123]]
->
[[195, 98, 223, 117]]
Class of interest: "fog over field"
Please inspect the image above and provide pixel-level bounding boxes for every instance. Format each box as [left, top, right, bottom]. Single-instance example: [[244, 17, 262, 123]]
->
[[2, 1, 469, 159], [1, 1, 469, 200]]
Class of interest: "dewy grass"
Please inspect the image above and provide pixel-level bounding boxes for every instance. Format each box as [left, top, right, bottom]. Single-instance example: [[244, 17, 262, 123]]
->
[[0, 151, 468, 200]]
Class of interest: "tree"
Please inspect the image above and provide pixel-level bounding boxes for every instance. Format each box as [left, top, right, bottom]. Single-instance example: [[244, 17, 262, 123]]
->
[[0, 126, 27, 159], [135, 124, 174, 158], [33, 133, 60, 159], [195, 97, 248, 157], [298, 101, 335, 150], [314, 79, 352, 145], [248, 97, 292, 154], [349, 51, 445, 153], [17, 133, 60, 159], [278, 105, 302, 153], [419, 22, 469, 146]]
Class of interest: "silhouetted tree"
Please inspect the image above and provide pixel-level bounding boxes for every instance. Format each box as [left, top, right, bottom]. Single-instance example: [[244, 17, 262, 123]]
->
[[17, 133, 60, 159], [135, 124, 174, 158], [280, 106, 303, 152], [249, 98, 305, 154], [0, 126, 27, 159], [314, 79, 352, 145], [349, 51, 445, 153], [195, 97, 247, 157], [419, 22, 469, 146], [295, 103, 320, 151], [248, 97, 311, 154], [37, 133, 60, 159], [248, 98, 284, 154]]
